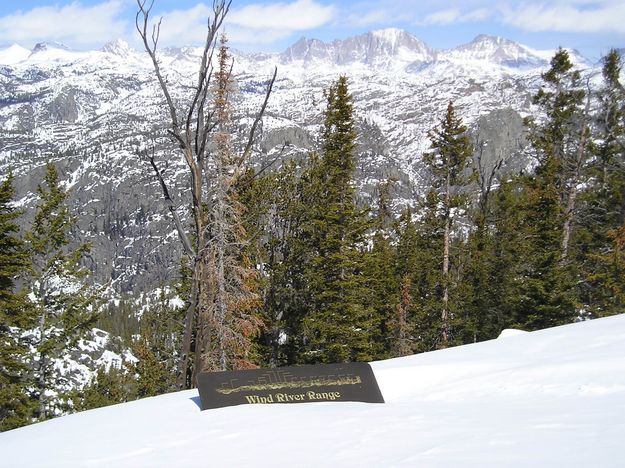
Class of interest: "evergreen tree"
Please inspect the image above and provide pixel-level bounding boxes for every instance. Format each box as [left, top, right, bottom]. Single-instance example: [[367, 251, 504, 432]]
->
[[26, 162, 99, 421], [362, 181, 399, 359], [394, 195, 444, 353], [389, 274, 415, 357], [487, 177, 528, 329], [96, 295, 141, 344], [581, 49, 625, 316], [423, 102, 474, 348], [517, 49, 586, 328], [256, 159, 308, 366], [0, 174, 35, 431], [527, 48, 589, 262], [131, 287, 183, 397], [73, 366, 133, 411], [588, 223, 625, 314], [516, 155, 577, 328], [299, 76, 375, 363]]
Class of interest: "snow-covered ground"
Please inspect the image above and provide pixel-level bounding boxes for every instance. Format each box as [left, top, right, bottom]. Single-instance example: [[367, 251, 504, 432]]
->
[[2, 315, 625, 467]]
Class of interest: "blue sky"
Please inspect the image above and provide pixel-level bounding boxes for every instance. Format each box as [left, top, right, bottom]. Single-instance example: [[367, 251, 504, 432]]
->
[[0, 0, 623, 60]]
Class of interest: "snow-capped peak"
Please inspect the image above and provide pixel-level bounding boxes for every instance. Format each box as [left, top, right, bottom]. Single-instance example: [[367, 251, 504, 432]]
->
[[0, 43, 31, 65], [31, 42, 70, 54], [280, 29, 435, 68], [371, 28, 413, 45], [101, 39, 135, 57], [26, 42, 88, 64], [442, 34, 547, 68]]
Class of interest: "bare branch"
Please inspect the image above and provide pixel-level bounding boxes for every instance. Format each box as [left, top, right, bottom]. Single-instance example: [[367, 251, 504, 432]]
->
[[240, 66, 278, 163], [186, 1, 231, 148], [136, 0, 181, 138], [145, 151, 196, 258], [238, 142, 289, 191]]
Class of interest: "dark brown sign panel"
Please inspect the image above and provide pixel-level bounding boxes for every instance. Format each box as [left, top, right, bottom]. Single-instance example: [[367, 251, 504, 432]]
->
[[197, 362, 384, 410]]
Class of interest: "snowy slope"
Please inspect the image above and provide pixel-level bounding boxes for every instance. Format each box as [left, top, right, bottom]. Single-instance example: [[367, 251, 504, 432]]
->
[[2, 314, 625, 467], [0, 44, 30, 64]]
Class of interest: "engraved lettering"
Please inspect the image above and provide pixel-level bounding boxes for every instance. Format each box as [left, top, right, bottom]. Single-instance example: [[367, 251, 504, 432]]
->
[[244, 394, 274, 404]]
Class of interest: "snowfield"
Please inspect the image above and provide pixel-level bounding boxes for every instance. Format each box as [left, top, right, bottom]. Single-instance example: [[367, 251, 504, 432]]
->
[[2, 314, 625, 467]]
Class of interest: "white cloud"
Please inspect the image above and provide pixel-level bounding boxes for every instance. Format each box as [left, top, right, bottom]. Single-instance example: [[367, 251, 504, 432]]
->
[[155, 0, 335, 47], [346, 9, 392, 27], [500, 1, 625, 33], [0, 1, 128, 47], [154, 4, 214, 46], [343, 8, 413, 28], [229, 0, 335, 31], [418, 7, 491, 26]]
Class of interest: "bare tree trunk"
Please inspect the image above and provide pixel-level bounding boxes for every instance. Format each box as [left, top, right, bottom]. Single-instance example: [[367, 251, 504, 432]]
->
[[561, 121, 589, 263], [394, 275, 413, 357], [212, 158, 230, 372], [561, 184, 579, 262], [178, 266, 199, 389], [37, 312, 47, 420], [441, 172, 451, 348]]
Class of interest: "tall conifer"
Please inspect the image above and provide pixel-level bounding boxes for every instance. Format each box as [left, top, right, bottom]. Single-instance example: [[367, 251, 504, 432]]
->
[[583, 49, 625, 316], [300, 76, 374, 363], [26, 162, 99, 420], [518, 49, 585, 328], [0, 174, 35, 431], [423, 102, 474, 348]]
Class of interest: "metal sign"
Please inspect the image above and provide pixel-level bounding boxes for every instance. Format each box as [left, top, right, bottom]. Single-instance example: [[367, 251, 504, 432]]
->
[[197, 362, 385, 410]]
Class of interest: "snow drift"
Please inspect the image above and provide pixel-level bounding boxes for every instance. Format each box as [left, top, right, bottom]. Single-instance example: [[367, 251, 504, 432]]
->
[[2, 315, 625, 467]]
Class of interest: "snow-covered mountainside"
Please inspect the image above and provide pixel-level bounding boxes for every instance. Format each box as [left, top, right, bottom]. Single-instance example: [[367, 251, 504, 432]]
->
[[2, 314, 624, 467], [0, 29, 596, 292], [24, 327, 135, 415]]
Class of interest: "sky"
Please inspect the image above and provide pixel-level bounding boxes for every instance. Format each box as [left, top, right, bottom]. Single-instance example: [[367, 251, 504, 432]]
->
[[0, 0, 623, 60]]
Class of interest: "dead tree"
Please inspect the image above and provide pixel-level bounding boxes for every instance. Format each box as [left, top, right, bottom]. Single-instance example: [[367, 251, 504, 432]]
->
[[195, 36, 264, 373], [136, 0, 276, 389]]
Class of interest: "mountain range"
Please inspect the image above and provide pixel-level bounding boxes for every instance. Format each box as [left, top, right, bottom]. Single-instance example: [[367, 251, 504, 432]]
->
[[0, 28, 597, 293]]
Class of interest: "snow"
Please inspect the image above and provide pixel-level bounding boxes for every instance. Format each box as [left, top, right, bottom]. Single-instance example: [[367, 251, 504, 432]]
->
[[2, 314, 625, 467], [0, 44, 31, 65], [498, 328, 530, 338]]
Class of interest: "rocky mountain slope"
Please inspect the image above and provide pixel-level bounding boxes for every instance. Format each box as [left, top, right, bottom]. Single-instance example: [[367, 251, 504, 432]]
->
[[0, 29, 595, 293]]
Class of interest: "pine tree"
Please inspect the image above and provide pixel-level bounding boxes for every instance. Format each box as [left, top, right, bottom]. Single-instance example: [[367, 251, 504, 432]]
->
[[194, 36, 263, 373], [131, 287, 182, 397], [255, 159, 308, 366], [26, 162, 99, 421], [516, 156, 577, 329], [389, 275, 415, 357], [423, 102, 474, 348], [583, 49, 625, 316], [517, 49, 587, 328], [73, 366, 132, 411], [0, 174, 35, 431], [394, 196, 444, 353], [528, 48, 590, 263], [362, 181, 399, 359], [300, 76, 375, 363], [487, 177, 528, 329]]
